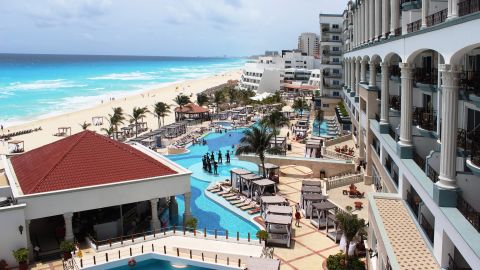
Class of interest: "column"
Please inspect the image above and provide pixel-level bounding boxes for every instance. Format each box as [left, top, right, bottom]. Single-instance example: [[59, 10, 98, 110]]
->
[[345, 60, 350, 89], [150, 198, 160, 231], [422, 0, 430, 28], [350, 60, 356, 95], [437, 64, 461, 190], [361, 59, 368, 83], [369, 61, 378, 88], [448, 0, 459, 19], [398, 63, 414, 157], [319, 68, 324, 95], [169, 195, 179, 222], [390, 0, 400, 36], [359, 126, 365, 160], [369, 0, 375, 41], [183, 192, 192, 223], [64, 212, 74, 241], [380, 62, 390, 131], [365, 0, 370, 43], [356, 59, 361, 94], [436, 64, 442, 135], [361, 2, 365, 44], [354, 10, 358, 47], [382, 0, 390, 38], [375, 0, 382, 40]]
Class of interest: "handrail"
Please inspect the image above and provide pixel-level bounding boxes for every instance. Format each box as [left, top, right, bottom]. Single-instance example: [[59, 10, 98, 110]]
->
[[325, 174, 364, 190], [324, 149, 354, 161], [458, 0, 480, 16]]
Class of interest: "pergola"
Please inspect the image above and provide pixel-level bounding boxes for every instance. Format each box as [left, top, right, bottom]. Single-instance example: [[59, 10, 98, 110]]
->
[[230, 168, 252, 188], [121, 126, 134, 138], [8, 140, 24, 154], [135, 121, 148, 134], [301, 193, 327, 218], [260, 195, 288, 214], [264, 205, 292, 219], [264, 214, 292, 248], [55, 127, 71, 137], [252, 179, 277, 198], [239, 173, 262, 197], [165, 122, 187, 138], [305, 138, 323, 158], [310, 200, 337, 230], [174, 103, 210, 122], [326, 213, 342, 243], [92, 116, 103, 126], [258, 163, 280, 180]]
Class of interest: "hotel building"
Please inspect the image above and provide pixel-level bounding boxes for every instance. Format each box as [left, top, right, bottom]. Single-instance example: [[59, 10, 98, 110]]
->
[[341, 0, 480, 269], [298, 32, 320, 57]]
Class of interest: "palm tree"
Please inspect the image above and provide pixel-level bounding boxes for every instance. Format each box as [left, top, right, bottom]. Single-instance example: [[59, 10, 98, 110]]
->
[[292, 97, 310, 116], [236, 125, 274, 178], [173, 94, 191, 109], [315, 109, 324, 135], [129, 106, 150, 137], [261, 110, 289, 150], [79, 121, 91, 130], [108, 107, 125, 140], [196, 93, 209, 106], [336, 206, 366, 260], [153, 102, 171, 128], [213, 91, 224, 113], [101, 126, 115, 138]]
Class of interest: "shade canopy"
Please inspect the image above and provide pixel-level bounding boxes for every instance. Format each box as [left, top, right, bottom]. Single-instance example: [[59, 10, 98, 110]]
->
[[259, 163, 280, 170], [303, 193, 327, 201], [261, 195, 287, 204], [241, 174, 263, 181], [266, 205, 292, 215], [230, 168, 252, 175], [301, 185, 322, 193], [302, 180, 322, 186], [253, 179, 276, 187], [312, 200, 337, 211]]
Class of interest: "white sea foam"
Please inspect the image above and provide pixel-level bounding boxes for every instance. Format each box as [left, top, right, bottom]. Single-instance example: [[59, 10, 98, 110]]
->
[[88, 72, 156, 81], [4, 79, 87, 91]]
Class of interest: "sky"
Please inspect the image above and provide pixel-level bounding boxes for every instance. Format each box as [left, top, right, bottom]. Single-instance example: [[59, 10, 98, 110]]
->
[[0, 0, 346, 57]]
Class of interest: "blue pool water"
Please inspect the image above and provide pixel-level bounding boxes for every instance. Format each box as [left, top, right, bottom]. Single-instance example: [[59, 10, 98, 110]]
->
[[312, 120, 335, 138], [105, 258, 212, 270], [166, 129, 261, 238], [0, 54, 246, 125]]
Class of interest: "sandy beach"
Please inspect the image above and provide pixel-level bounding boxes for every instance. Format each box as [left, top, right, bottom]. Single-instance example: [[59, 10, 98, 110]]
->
[[0, 69, 242, 154]]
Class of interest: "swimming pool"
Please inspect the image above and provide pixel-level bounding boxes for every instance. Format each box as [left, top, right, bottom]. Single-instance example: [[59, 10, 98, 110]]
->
[[105, 258, 212, 270], [214, 121, 233, 129], [166, 129, 261, 238], [312, 120, 336, 138]]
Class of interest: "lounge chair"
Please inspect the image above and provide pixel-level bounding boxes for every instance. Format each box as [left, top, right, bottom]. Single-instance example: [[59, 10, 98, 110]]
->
[[222, 192, 237, 198], [248, 207, 261, 215], [231, 198, 247, 205], [209, 188, 222, 193], [225, 195, 241, 201], [236, 199, 252, 207], [240, 202, 257, 211]]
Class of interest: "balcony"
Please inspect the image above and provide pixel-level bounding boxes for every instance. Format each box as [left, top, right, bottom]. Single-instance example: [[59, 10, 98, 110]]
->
[[412, 107, 437, 133], [457, 196, 480, 232], [426, 164, 439, 183], [321, 37, 342, 43], [414, 68, 438, 86], [448, 253, 473, 270], [323, 82, 342, 90], [322, 71, 342, 78], [389, 95, 401, 111], [420, 213, 435, 243], [322, 50, 342, 56], [426, 9, 448, 27], [407, 19, 422, 33], [459, 0, 480, 16], [321, 27, 342, 33], [459, 70, 480, 99]]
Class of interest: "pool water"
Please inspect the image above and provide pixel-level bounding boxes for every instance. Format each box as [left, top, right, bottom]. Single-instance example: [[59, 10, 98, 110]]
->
[[166, 129, 261, 238], [105, 258, 213, 270], [214, 121, 232, 129], [312, 120, 335, 138]]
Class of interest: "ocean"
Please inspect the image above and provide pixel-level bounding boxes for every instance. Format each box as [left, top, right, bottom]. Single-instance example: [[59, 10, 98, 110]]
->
[[0, 54, 246, 126]]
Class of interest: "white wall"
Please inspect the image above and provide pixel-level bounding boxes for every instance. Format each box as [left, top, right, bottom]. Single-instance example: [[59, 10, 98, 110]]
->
[[0, 204, 27, 267]]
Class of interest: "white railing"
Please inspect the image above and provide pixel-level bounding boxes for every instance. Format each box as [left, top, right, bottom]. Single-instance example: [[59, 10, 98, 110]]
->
[[323, 149, 354, 161], [325, 174, 364, 190], [325, 134, 353, 147]]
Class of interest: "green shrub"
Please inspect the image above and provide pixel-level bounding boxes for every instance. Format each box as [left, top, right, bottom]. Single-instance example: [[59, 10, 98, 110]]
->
[[60, 240, 75, 252], [256, 230, 268, 241], [12, 248, 28, 263], [326, 252, 365, 270], [337, 102, 349, 117], [185, 217, 198, 230]]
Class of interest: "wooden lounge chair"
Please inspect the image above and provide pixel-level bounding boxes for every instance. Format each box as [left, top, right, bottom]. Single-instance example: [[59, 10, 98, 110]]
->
[[240, 202, 257, 211], [231, 198, 247, 205], [226, 195, 241, 201], [236, 199, 252, 208], [209, 188, 222, 193], [248, 207, 261, 215], [222, 192, 237, 198]]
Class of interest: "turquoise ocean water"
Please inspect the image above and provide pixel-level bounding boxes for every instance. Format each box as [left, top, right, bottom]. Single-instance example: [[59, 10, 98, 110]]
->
[[0, 54, 245, 126]]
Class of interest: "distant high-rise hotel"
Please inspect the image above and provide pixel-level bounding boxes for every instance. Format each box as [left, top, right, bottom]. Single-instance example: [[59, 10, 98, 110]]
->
[[298, 32, 320, 57]]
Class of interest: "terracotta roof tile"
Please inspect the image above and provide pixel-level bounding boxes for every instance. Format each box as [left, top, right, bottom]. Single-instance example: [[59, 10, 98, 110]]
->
[[10, 131, 177, 195], [174, 103, 209, 114]]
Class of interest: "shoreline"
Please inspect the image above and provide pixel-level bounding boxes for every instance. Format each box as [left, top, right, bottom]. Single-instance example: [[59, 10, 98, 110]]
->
[[0, 69, 242, 153]]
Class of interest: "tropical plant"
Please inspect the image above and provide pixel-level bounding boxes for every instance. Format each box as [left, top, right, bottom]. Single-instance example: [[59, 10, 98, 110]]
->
[[338, 101, 349, 117], [315, 109, 324, 135], [213, 91, 224, 113], [101, 125, 115, 138], [326, 251, 365, 270], [129, 106, 150, 137], [60, 240, 75, 252], [153, 102, 171, 128], [185, 217, 198, 230], [173, 94, 191, 109], [292, 97, 310, 116], [79, 121, 91, 130], [336, 206, 366, 259], [256, 230, 268, 241], [12, 248, 28, 263], [236, 125, 273, 178], [196, 93, 209, 106], [315, 90, 320, 97], [108, 107, 125, 140], [261, 110, 288, 150]]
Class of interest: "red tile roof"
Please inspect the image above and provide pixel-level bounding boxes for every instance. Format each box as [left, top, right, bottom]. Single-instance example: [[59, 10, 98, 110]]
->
[[174, 103, 209, 114], [10, 131, 177, 195]]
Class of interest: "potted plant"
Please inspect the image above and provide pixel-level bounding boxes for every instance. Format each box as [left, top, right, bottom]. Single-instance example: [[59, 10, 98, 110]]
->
[[256, 230, 269, 244], [12, 248, 28, 270], [59, 240, 75, 259], [185, 217, 198, 232]]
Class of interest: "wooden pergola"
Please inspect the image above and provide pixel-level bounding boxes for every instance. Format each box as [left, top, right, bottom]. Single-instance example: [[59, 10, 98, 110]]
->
[[230, 168, 251, 188], [92, 116, 104, 126], [252, 179, 277, 198], [55, 127, 71, 137], [174, 103, 210, 122], [8, 140, 24, 154], [259, 163, 280, 182]]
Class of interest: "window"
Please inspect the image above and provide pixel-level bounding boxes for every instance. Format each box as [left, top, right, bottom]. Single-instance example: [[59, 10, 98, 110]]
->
[[285, 60, 291, 64], [333, 80, 339, 85], [322, 103, 329, 108], [332, 24, 339, 29], [333, 47, 340, 51], [332, 58, 339, 63], [333, 91, 340, 96], [332, 35, 339, 41], [333, 69, 340, 74]]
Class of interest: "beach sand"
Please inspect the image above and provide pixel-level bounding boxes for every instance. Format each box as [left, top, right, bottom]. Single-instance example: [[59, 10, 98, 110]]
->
[[0, 69, 242, 154]]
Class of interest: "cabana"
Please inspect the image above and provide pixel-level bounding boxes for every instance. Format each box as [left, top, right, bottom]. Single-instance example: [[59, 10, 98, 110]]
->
[[264, 205, 292, 219], [54, 127, 71, 137], [260, 195, 288, 214], [269, 137, 287, 155], [301, 193, 327, 218], [264, 214, 292, 248], [259, 163, 280, 182], [245, 105, 254, 114], [165, 123, 187, 138], [326, 215, 342, 243], [252, 179, 277, 198], [92, 116, 104, 126], [174, 103, 210, 122], [121, 126, 134, 138], [310, 200, 337, 229], [135, 121, 148, 134], [301, 185, 322, 195], [230, 168, 251, 188], [239, 173, 262, 197], [305, 138, 323, 158], [8, 140, 24, 154], [302, 180, 322, 187]]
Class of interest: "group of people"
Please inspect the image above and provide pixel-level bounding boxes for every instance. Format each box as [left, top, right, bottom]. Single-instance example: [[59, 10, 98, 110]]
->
[[202, 149, 231, 175]]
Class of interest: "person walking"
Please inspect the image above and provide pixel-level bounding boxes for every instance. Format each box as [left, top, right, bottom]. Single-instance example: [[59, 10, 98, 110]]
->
[[295, 209, 301, 227]]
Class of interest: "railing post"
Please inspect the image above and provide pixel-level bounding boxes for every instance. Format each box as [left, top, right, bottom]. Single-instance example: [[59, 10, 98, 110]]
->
[[129, 247, 132, 256], [204, 228, 207, 238], [153, 228, 156, 238], [248, 232, 250, 242], [227, 257, 229, 265], [226, 230, 228, 240], [202, 253, 204, 261], [189, 250, 192, 259], [120, 236, 123, 245], [176, 248, 180, 257], [80, 259, 83, 268], [118, 250, 120, 259], [215, 255, 218, 263], [238, 259, 241, 267], [173, 225, 176, 234], [194, 229, 196, 237], [93, 256, 96, 265], [143, 231, 145, 240], [215, 229, 217, 239], [236, 232, 239, 241], [131, 234, 134, 243], [105, 253, 108, 262], [152, 243, 154, 252], [164, 245, 167, 254], [141, 245, 144, 253]]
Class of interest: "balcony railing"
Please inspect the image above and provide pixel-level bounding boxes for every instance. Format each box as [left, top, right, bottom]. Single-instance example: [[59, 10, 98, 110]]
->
[[427, 164, 439, 183], [459, 70, 480, 97], [448, 253, 473, 270], [407, 19, 422, 33], [389, 95, 401, 111], [394, 27, 402, 36], [457, 196, 480, 232], [457, 129, 480, 165], [459, 0, 480, 16], [413, 152, 426, 170], [414, 68, 438, 85], [420, 213, 435, 243], [407, 189, 420, 216], [426, 8, 448, 27], [412, 107, 436, 131]]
